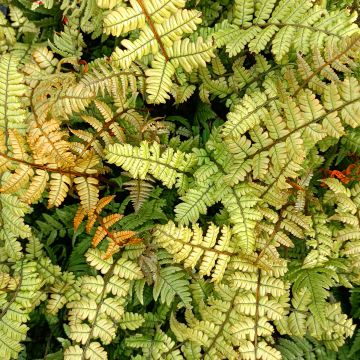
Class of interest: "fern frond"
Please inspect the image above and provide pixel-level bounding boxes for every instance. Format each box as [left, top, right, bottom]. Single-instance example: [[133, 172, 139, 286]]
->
[[106, 141, 196, 188], [74, 176, 99, 214], [92, 214, 123, 247], [154, 221, 234, 283], [153, 265, 191, 307], [28, 117, 75, 167], [48, 173, 72, 208], [0, 193, 31, 260], [168, 37, 215, 73], [0, 260, 44, 359], [222, 184, 262, 254], [65, 249, 144, 356], [215, 0, 358, 61], [48, 24, 85, 58], [124, 177, 154, 212], [174, 184, 216, 225], [0, 51, 28, 132], [145, 54, 175, 104], [80, 58, 140, 98], [171, 268, 287, 359], [0, 164, 33, 193], [221, 78, 360, 198], [291, 267, 337, 323]]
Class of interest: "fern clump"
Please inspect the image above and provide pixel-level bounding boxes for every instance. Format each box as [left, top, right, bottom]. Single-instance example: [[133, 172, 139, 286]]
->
[[0, 0, 360, 359]]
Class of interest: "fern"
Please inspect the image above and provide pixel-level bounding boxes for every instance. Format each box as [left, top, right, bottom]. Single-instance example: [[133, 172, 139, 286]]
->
[[0, 0, 360, 359], [105, 0, 215, 103], [277, 336, 337, 360], [153, 221, 234, 283], [106, 141, 196, 189], [214, 0, 358, 61]]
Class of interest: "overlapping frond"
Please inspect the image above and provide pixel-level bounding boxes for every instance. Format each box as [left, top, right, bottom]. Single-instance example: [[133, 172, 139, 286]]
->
[[0, 0, 359, 358], [171, 265, 288, 360], [215, 0, 358, 61], [221, 77, 360, 204], [104, 0, 214, 103], [63, 248, 143, 358]]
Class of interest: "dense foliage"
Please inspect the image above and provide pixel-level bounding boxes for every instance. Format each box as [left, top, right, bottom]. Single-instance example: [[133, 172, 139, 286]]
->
[[0, 0, 360, 359]]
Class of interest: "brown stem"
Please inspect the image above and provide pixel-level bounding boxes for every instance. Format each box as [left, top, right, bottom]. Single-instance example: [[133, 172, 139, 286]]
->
[[136, 0, 170, 62], [293, 35, 360, 97], [253, 270, 261, 359], [76, 109, 126, 160], [0, 152, 99, 178], [255, 208, 286, 266]]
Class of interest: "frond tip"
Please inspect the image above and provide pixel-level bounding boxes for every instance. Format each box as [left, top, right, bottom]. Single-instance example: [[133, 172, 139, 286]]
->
[[153, 221, 234, 283]]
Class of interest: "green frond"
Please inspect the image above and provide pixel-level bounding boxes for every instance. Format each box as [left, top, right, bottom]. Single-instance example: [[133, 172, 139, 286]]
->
[[222, 185, 261, 254], [0, 11, 16, 53], [153, 221, 233, 283], [48, 25, 85, 57], [106, 141, 196, 188], [168, 37, 215, 73], [0, 260, 44, 359], [174, 184, 216, 225], [291, 268, 335, 323], [277, 336, 336, 360], [341, 127, 360, 155], [118, 312, 145, 330], [125, 329, 178, 359], [80, 58, 140, 98], [0, 51, 28, 132], [1, 0, 359, 357], [64, 247, 145, 357], [153, 265, 191, 307], [215, 0, 358, 61], [145, 54, 176, 104], [111, 8, 202, 69], [0, 194, 32, 261], [170, 268, 287, 360], [221, 78, 360, 198]]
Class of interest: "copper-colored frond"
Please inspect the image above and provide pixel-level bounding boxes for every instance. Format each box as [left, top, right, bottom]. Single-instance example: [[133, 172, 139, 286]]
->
[[74, 205, 87, 231]]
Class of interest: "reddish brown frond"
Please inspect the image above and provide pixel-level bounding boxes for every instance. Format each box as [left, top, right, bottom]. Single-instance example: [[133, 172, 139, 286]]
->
[[92, 214, 123, 247], [85, 196, 116, 233]]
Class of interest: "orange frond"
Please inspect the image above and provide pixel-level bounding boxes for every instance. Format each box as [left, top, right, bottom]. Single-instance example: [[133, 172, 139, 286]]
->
[[104, 242, 119, 259], [103, 214, 123, 228], [285, 179, 304, 191], [112, 230, 137, 245], [74, 206, 86, 231], [86, 214, 97, 233], [92, 226, 107, 247], [95, 195, 115, 213]]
